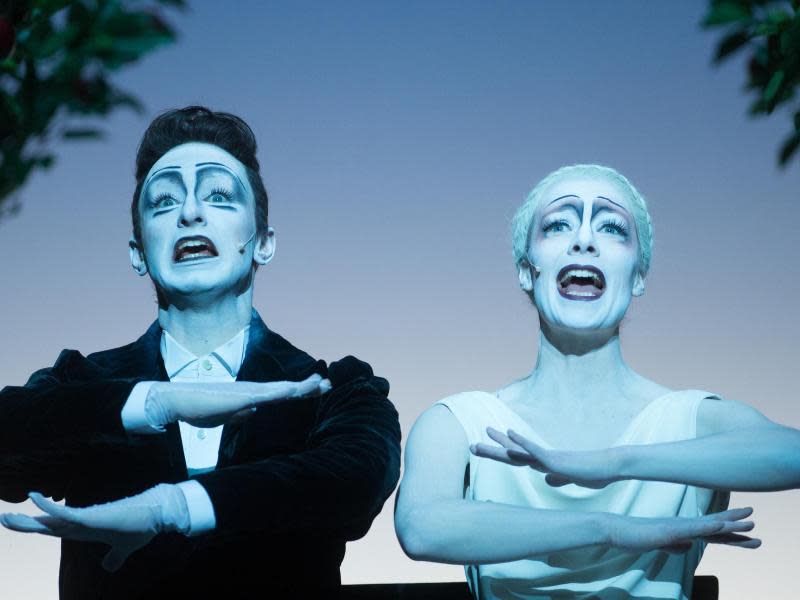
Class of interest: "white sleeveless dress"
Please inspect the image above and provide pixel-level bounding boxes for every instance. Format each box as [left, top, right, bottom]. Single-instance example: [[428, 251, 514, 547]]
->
[[436, 390, 729, 600]]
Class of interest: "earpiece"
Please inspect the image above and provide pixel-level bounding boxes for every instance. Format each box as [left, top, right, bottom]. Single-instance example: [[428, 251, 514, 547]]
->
[[237, 230, 256, 254]]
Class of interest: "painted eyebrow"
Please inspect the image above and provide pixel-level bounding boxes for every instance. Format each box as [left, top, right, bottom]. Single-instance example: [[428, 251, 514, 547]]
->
[[144, 169, 184, 190], [195, 162, 248, 189], [545, 194, 631, 217], [596, 195, 628, 213], [144, 162, 248, 193]]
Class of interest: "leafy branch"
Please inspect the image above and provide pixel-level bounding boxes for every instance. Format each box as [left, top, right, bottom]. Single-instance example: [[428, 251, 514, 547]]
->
[[702, 0, 800, 167], [0, 0, 184, 220]]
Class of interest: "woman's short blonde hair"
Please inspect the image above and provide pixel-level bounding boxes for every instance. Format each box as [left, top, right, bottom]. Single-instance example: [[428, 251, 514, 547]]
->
[[511, 164, 654, 278]]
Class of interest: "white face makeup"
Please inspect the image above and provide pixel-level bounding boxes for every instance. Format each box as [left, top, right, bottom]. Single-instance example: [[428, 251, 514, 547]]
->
[[520, 176, 644, 334], [129, 142, 274, 304]]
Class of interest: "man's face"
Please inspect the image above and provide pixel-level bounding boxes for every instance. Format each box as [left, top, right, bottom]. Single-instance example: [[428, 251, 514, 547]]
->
[[130, 142, 273, 304]]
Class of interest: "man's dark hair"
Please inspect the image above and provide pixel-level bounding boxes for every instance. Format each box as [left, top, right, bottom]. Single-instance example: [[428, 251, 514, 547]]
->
[[130, 106, 269, 248]]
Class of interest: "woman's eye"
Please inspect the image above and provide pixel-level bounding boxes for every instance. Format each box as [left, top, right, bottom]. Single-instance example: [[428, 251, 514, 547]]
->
[[543, 220, 570, 233], [599, 221, 628, 236]]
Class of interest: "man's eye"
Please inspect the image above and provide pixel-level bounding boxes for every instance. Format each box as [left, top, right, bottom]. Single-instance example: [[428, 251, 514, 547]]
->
[[153, 194, 177, 208], [207, 189, 233, 203]]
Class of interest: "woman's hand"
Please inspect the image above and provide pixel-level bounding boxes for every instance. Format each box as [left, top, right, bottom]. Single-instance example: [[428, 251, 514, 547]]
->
[[605, 507, 761, 554], [471, 428, 623, 489], [147, 374, 332, 428]]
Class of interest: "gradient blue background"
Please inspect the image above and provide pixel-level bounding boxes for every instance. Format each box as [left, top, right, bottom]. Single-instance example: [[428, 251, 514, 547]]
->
[[1, 1, 798, 597]]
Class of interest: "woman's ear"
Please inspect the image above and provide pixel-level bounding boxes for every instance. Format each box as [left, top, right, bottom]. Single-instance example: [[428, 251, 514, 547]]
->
[[632, 271, 646, 297], [253, 227, 276, 266], [517, 259, 535, 292], [129, 238, 148, 276]]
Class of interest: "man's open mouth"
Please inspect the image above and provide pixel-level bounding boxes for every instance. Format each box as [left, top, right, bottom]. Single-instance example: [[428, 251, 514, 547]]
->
[[557, 264, 605, 301], [173, 236, 219, 262]]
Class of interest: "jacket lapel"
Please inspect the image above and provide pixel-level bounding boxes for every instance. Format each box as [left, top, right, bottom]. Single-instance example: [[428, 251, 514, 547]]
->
[[218, 310, 325, 464]]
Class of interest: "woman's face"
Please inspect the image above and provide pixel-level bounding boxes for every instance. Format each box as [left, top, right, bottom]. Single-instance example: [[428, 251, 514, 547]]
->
[[131, 142, 273, 304], [522, 175, 643, 334]]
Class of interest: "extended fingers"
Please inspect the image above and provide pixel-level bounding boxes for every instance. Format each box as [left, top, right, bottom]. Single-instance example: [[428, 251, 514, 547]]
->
[[706, 507, 753, 522], [470, 443, 529, 466], [29, 492, 83, 523], [679, 519, 726, 539], [0, 512, 69, 535], [289, 374, 323, 397], [506, 429, 546, 456], [714, 520, 754, 535], [318, 378, 332, 394], [703, 533, 762, 548], [486, 428, 525, 452]]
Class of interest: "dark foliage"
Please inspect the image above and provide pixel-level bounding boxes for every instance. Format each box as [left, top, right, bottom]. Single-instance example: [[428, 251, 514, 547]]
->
[[0, 0, 184, 219], [703, 0, 800, 167]]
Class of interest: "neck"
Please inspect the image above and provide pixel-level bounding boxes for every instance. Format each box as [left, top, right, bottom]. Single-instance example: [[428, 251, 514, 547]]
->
[[158, 287, 254, 357], [525, 322, 637, 406]]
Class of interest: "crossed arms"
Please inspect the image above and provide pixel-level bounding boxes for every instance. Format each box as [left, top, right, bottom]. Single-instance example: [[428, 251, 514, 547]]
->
[[0, 349, 401, 570]]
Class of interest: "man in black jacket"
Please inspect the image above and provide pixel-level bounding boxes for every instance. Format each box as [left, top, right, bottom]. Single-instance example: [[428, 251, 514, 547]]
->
[[0, 107, 401, 599]]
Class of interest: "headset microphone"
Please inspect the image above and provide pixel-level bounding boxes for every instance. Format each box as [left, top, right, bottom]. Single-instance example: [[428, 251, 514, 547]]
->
[[237, 230, 256, 254]]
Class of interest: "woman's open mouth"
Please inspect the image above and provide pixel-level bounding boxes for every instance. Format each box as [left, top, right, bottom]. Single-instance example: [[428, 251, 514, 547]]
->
[[556, 264, 605, 301], [173, 235, 219, 263]]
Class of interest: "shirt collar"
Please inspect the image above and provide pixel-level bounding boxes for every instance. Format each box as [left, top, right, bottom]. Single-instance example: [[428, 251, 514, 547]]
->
[[160, 326, 251, 378]]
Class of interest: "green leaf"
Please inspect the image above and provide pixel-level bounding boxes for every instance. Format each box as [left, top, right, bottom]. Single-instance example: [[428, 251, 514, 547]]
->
[[754, 22, 780, 36], [765, 9, 791, 27], [764, 69, 785, 104], [714, 30, 750, 63], [62, 127, 104, 139], [778, 131, 800, 165], [702, 2, 752, 27], [779, 17, 800, 56]]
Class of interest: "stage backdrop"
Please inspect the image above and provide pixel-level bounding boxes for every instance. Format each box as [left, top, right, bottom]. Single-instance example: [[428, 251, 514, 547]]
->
[[1, 2, 797, 598]]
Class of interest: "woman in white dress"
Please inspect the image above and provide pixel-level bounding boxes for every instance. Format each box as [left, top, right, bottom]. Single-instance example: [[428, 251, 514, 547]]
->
[[394, 164, 800, 600]]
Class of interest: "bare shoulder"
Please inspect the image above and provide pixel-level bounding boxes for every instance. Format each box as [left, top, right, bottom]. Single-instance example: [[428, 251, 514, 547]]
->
[[405, 402, 470, 462], [397, 402, 472, 509], [696, 393, 776, 437]]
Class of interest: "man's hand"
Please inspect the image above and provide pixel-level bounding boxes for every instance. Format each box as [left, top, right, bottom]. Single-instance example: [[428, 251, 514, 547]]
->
[[147, 373, 332, 428], [0, 484, 190, 572], [471, 427, 623, 489]]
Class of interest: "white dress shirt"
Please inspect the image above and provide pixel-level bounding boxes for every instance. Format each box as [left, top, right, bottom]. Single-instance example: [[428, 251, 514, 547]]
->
[[120, 326, 250, 536]]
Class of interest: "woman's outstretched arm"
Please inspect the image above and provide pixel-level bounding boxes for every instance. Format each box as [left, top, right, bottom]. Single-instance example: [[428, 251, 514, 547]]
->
[[473, 398, 800, 493], [624, 398, 800, 491], [394, 405, 756, 565]]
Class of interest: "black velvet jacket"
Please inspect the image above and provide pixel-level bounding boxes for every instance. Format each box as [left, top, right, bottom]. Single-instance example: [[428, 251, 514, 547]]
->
[[0, 311, 401, 599]]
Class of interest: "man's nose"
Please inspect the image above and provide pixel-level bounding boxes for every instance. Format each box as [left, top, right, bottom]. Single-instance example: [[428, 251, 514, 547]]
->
[[178, 194, 206, 228]]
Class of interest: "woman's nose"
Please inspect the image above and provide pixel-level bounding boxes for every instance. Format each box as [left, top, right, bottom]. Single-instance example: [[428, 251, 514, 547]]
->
[[569, 226, 598, 256], [571, 241, 597, 254]]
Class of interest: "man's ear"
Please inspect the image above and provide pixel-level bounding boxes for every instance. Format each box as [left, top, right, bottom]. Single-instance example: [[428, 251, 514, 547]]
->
[[253, 227, 276, 266], [632, 271, 646, 297], [129, 238, 148, 276], [517, 259, 534, 292]]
